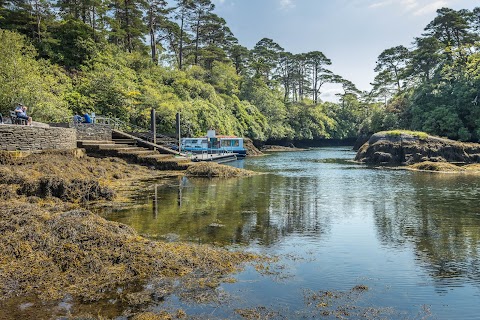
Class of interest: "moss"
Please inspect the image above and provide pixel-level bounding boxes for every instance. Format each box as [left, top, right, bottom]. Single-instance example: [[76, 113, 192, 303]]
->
[[383, 130, 429, 140]]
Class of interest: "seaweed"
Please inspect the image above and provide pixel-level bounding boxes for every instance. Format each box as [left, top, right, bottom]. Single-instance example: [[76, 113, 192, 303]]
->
[[186, 162, 256, 178]]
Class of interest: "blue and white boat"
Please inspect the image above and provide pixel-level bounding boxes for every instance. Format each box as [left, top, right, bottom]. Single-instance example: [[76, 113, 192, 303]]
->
[[180, 130, 247, 157]]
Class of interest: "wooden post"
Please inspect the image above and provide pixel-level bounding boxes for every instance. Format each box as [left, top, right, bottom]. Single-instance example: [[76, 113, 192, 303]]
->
[[176, 112, 181, 153], [151, 108, 156, 149], [154, 184, 158, 218]]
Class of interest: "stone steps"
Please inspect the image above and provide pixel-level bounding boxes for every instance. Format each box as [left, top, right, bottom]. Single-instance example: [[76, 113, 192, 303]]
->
[[117, 149, 159, 156], [112, 138, 137, 145], [78, 139, 192, 171]]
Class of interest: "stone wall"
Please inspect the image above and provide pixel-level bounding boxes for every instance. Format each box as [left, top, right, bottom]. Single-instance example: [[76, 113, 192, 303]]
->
[[0, 124, 76, 151], [50, 123, 112, 141], [73, 123, 112, 141]]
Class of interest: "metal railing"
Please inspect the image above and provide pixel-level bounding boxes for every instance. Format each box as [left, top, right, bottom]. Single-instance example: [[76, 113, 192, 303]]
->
[[59, 115, 176, 145], [98, 116, 175, 144]]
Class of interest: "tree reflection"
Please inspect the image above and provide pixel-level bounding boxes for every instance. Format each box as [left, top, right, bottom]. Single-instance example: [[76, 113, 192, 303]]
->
[[108, 174, 332, 246], [372, 172, 480, 288]]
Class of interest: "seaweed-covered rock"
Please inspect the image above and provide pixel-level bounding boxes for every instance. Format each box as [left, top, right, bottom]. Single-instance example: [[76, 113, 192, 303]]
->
[[355, 131, 480, 165], [185, 162, 255, 178], [0, 203, 258, 303], [244, 138, 263, 156]]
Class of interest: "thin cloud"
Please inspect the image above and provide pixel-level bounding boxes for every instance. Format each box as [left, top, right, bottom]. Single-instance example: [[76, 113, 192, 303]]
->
[[279, 0, 296, 11], [401, 0, 419, 11], [368, 0, 453, 16], [369, 1, 393, 9], [413, 1, 448, 15]]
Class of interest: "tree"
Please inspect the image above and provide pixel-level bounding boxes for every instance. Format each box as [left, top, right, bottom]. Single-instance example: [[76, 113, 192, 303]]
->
[[228, 44, 249, 75], [107, 0, 147, 53], [189, 13, 236, 70], [304, 51, 333, 103], [0, 29, 71, 121], [250, 38, 284, 83], [374, 45, 410, 92], [189, 0, 214, 65], [407, 36, 442, 83], [174, 0, 195, 69], [0, 0, 54, 44], [144, 0, 167, 63], [424, 8, 477, 50]]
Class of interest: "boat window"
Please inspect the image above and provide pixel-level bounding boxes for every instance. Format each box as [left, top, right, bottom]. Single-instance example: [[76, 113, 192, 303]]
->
[[191, 140, 198, 144], [221, 140, 230, 147], [233, 140, 239, 147]]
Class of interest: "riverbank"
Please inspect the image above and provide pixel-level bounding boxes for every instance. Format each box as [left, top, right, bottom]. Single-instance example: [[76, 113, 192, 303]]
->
[[0, 150, 260, 318]]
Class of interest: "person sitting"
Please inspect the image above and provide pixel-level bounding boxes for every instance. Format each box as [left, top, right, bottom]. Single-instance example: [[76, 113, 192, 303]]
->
[[82, 113, 92, 124], [73, 114, 83, 123], [15, 104, 32, 125]]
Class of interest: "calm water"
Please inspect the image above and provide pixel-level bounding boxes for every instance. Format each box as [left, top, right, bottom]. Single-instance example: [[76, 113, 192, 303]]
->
[[106, 148, 480, 319]]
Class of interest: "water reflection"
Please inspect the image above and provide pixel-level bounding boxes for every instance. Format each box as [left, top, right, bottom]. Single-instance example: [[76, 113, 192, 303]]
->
[[371, 172, 480, 290], [111, 173, 333, 246], [104, 148, 480, 318]]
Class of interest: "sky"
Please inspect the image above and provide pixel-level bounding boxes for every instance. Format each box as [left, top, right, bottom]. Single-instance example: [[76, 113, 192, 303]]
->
[[210, 0, 478, 101]]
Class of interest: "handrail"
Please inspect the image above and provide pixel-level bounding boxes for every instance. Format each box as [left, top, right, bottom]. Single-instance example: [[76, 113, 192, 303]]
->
[[111, 129, 181, 156], [95, 116, 175, 143]]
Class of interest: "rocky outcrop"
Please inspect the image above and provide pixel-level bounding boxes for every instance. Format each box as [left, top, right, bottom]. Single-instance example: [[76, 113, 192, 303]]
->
[[244, 138, 264, 156], [355, 131, 480, 165]]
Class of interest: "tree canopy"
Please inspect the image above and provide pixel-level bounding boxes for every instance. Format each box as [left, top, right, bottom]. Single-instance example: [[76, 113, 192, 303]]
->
[[1, 2, 479, 142]]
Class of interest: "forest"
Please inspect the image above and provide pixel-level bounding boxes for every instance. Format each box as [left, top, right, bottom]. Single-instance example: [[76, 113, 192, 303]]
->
[[0, 1, 479, 142]]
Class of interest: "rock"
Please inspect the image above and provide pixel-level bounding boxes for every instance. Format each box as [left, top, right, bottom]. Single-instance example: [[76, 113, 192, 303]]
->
[[243, 138, 264, 156], [352, 134, 371, 151], [355, 131, 480, 165]]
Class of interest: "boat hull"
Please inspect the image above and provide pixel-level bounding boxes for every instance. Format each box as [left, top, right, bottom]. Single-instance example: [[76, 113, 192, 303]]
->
[[182, 147, 246, 157]]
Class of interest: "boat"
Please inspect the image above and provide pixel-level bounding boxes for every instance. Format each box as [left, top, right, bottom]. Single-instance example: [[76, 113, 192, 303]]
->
[[180, 130, 247, 157]]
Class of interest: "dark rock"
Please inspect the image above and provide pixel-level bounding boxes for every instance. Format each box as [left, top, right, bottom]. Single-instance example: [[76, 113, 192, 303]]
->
[[355, 131, 480, 165], [352, 134, 371, 151]]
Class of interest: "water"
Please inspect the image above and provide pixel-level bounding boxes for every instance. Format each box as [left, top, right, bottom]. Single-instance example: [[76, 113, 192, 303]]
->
[[105, 148, 480, 319]]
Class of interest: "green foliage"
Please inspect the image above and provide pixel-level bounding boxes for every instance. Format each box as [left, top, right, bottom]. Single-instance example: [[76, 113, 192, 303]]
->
[[287, 102, 335, 139], [371, 7, 480, 142], [3, 0, 478, 145], [240, 77, 292, 139], [0, 29, 71, 121]]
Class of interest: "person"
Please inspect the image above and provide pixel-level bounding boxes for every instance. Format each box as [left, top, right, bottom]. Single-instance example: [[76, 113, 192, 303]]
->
[[15, 104, 32, 125], [73, 114, 83, 123], [82, 112, 92, 124]]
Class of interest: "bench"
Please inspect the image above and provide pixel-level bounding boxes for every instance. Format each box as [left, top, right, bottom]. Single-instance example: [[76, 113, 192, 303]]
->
[[10, 111, 27, 125]]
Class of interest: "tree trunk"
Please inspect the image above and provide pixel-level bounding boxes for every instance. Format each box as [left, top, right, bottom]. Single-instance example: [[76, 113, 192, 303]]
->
[[194, 11, 200, 65], [34, 0, 42, 42], [313, 65, 318, 103], [179, 11, 184, 70], [125, 0, 132, 52], [150, 9, 157, 64]]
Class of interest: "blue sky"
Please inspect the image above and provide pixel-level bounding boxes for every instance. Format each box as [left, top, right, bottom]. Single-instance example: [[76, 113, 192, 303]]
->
[[211, 0, 477, 100]]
